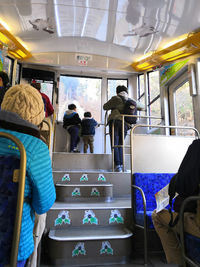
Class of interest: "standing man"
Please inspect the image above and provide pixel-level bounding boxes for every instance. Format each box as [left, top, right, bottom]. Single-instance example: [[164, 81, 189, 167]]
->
[[103, 85, 144, 172]]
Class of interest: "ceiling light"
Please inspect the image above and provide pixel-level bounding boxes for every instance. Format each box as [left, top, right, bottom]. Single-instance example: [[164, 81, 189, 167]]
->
[[54, 0, 61, 37], [160, 34, 188, 50], [0, 19, 10, 31], [0, 22, 32, 59], [165, 53, 192, 61], [135, 52, 153, 62], [136, 62, 151, 68]]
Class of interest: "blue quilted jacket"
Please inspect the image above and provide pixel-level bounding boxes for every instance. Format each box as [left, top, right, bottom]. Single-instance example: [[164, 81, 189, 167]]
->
[[0, 112, 56, 261]]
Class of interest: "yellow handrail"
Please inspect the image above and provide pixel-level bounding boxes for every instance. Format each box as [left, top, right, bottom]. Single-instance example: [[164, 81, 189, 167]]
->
[[41, 120, 52, 149], [52, 112, 56, 152]]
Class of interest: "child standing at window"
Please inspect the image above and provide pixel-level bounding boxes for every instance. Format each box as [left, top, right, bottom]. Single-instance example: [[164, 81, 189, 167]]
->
[[81, 111, 98, 153]]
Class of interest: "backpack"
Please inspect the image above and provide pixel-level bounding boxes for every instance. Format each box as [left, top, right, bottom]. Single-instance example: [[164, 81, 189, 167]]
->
[[119, 96, 137, 124]]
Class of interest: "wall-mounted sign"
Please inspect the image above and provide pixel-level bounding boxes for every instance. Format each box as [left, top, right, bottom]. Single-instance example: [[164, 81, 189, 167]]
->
[[76, 54, 92, 66], [160, 59, 188, 86], [0, 50, 4, 71]]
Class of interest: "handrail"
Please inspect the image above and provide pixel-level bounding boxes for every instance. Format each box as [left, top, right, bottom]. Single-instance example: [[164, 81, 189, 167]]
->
[[52, 112, 56, 152], [104, 110, 163, 171], [179, 195, 200, 267], [0, 132, 27, 267], [104, 111, 163, 154], [104, 111, 109, 154], [130, 124, 200, 177], [132, 185, 148, 266], [42, 120, 52, 149]]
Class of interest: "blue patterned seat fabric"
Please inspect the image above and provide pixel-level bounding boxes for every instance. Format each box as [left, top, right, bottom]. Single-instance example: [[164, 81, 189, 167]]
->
[[133, 173, 175, 229], [185, 233, 200, 264], [0, 155, 20, 266]]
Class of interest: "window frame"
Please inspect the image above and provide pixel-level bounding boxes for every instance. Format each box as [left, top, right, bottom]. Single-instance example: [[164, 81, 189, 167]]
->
[[15, 62, 22, 85], [137, 74, 145, 101], [147, 70, 161, 120], [3, 56, 14, 85]]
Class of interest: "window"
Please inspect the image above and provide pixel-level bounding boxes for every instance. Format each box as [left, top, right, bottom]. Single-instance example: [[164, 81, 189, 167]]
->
[[137, 74, 145, 116], [147, 71, 161, 124], [107, 79, 128, 100], [174, 81, 194, 136], [15, 63, 21, 84], [32, 79, 54, 103], [41, 82, 54, 103], [58, 75, 102, 122], [3, 56, 13, 84]]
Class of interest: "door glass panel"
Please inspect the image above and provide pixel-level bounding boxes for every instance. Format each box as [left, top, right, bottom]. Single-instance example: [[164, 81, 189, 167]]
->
[[58, 76, 102, 122], [175, 81, 194, 136]]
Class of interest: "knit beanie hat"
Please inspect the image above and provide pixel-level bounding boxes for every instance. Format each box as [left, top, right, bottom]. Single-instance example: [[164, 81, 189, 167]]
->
[[1, 84, 45, 126]]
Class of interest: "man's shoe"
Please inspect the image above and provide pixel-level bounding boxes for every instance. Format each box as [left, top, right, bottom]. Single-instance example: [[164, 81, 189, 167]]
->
[[115, 165, 123, 172]]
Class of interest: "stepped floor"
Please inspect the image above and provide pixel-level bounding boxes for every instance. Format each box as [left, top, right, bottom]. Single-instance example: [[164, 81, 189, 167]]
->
[[51, 198, 131, 209], [41, 254, 178, 266]]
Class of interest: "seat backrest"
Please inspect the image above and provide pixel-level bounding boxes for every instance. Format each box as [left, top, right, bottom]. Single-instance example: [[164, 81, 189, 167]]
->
[[0, 132, 26, 267], [0, 155, 20, 265], [131, 135, 195, 173], [133, 173, 175, 212]]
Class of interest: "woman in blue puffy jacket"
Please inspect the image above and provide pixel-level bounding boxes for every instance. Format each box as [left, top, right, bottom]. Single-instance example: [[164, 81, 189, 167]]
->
[[0, 84, 56, 266]]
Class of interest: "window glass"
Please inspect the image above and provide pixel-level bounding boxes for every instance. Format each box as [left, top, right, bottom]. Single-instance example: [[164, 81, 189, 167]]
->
[[41, 82, 53, 103], [15, 63, 21, 84], [148, 71, 160, 101], [138, 74, 144, 97], [138, 95, 146, 116], [175, 81, 194, 136], [3, 57, 13, 82], [149, 98, 161, 117], [107, 79, 128, 100], [58, 76, 102, 122]]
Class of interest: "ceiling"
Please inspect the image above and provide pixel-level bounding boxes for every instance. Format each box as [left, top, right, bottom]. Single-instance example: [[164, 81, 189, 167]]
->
[[1, 0, 200, 72]]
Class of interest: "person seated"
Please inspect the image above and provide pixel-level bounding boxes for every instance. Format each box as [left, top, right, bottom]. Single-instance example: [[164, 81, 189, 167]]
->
[[63, 104, 81, 152], [0, 84, 56, 267], [152, 139, 200, 266]]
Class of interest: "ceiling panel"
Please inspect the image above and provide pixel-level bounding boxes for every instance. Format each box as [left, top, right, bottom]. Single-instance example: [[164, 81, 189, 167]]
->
[[0, 0, 200, 64]]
